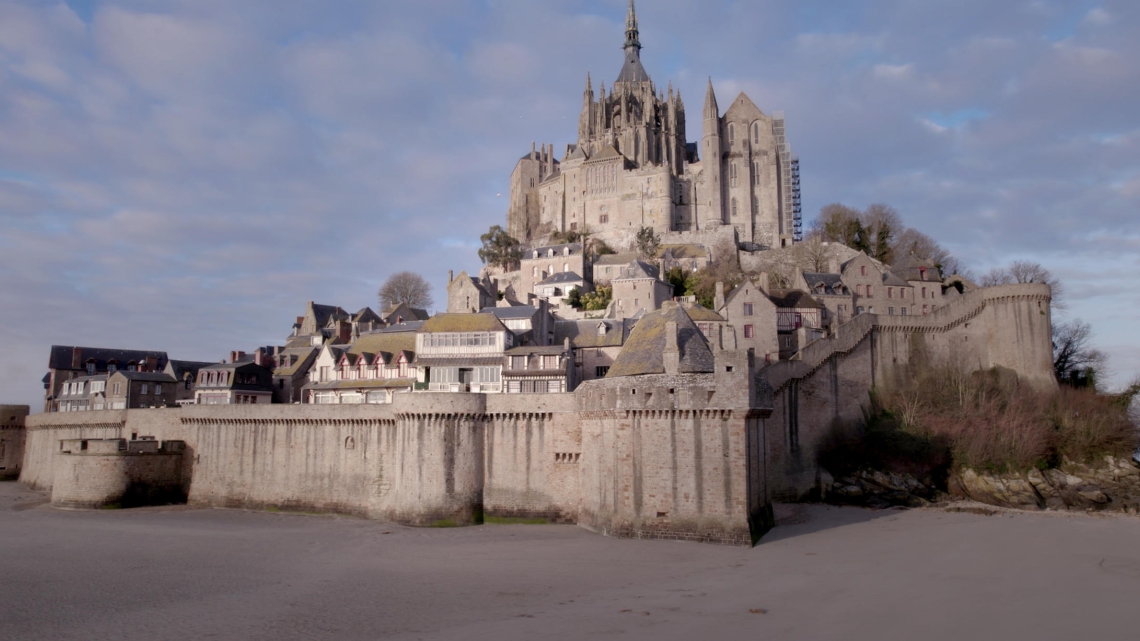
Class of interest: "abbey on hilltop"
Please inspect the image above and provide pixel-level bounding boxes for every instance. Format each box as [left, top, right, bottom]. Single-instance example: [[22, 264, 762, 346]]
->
[[508, 1, 802, 251]]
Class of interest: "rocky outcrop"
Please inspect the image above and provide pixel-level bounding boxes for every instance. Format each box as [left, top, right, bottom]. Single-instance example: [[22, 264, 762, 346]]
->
[[826, 469, 940, 509], [949, 456, 1140, 514]]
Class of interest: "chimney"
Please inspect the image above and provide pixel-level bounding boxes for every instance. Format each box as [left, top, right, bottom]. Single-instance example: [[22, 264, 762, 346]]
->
[[712, 324, 723, 352], [531, 141, 536, 159], [338, 320, 352, 344], [71, 347, 83, 369], [714, 281, 725, 311], [663, 321, 680, 375], [448, 270, 454, 284], [230, 351, 244, 364]]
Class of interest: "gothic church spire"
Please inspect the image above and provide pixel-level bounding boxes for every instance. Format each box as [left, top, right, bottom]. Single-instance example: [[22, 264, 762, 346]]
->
[[624, 0, 641, 54], [615, 0, 649, 84]]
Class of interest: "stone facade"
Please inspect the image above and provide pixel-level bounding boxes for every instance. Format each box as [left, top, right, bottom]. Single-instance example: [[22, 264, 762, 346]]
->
[[507, 2, 797, 251], [0, 405, 29, 479]]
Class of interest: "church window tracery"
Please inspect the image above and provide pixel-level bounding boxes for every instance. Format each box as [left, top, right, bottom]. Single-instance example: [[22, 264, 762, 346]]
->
[[731, 198, 738, 217], [728, 123, 735, 145]]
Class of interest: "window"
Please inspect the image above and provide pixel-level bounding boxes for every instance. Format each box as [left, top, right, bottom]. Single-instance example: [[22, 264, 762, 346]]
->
[[543, 355, 559, 369], [511, 356, 527, 370], [547, 380, 562, 393], [867, 285, 873, 297], [861, 265, 866, 276], [507, 381, 522, 393], [564, 263, 569, 272], [731, 198, 738, 218], [600, 214, 609, 224], [856, 285, 864, 296], [86, 362, 95, 375], [923, 305, 929, 315], [141, 384, 149, 395], [108, 362, 117, 373], [753, 122, 760, 145], [728, 123, 735, 144], [888, 307, 895, 315], [595, 366, 610, 377], [155, 384, 162, 395], [113, 382, 121, 395], [92, 381, 105, 393], [888, 287, 894, 299], [743, 302, 753, 316], [856, 306, 865, 315], [731, 162, 738, 187], [320, 366, 330, 382], [922, 287, 927, 299], [901, 307, 908, 316], [744, 324, 754, 338]]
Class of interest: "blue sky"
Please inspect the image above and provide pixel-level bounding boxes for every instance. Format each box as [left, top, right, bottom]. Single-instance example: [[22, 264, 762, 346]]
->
[[1, 0, 1138, 409]]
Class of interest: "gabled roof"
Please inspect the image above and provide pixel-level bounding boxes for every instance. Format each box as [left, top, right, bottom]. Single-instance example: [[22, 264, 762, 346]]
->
[[273, 347, 317, 376], [347, 332, 416, 360], [553, 319, 633, 349], [309, 302, 349, 327], [615, 260, 660, 280], [890, 254, 941, 282], [802, 272, 846, 295], [166, 360, 214, 380], [109, 371, 178, 383], [684, 304, 725, 322], [48, 346, 168, 372], [881, 272, 910, 287], [723, 279, 767, 308], [480, 305, 538, 320], [419, 313, 508, 334], [590, 145, 624, 162], [524, 242, 582, 259], [593, 252, 639, 267], [768, 290, 824, 310], [381, 303, 430, 322], [537, 271, 585, 286], [607, 302, 714, 378]]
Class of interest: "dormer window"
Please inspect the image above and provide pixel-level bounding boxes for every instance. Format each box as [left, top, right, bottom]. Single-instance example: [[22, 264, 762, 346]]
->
[[547, 249, 554, 257], [86, 361, 96, 375], [107, 361, 117, 373], [597, 323, 607, 336]]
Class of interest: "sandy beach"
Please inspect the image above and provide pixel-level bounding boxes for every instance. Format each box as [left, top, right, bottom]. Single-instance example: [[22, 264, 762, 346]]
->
[[2, 481, 1138, 640]]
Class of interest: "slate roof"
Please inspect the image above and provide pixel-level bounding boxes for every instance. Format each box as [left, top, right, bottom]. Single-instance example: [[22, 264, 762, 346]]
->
[[480, 306, 538, 320], [882, 272, 910, 287], [684, 304, 725, 322], [419, 314, 508, 334], [802, 272, 847, 296], [166, 360, 214, 382], [381, 303, 430, 322], [372, 321, 425, 334], [768, 290, 824, 310], [593, 252, 639, 267], [525, 243, 582, 259], [616, 51, 651, 84], [505, 345, 567, 356], [891, 255, 941, 282], [553, 319, 633, 349], [271, 346, 316, 376], [110, 371, 177, 383], [537, 271, 585, 286], [48, 346, 168, 371], [590, 145, 624, 162], [347, 332, 416, 361], [310, 303, 349, 327], [615, 260, 660, 280], [607, 302, 714, 378]]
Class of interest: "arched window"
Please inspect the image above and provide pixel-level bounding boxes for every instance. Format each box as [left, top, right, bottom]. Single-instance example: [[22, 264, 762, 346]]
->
[[731, 162, 738, 187], [728, 123, 735, 145], [564, 263, 569, 272], [753, 122, 760, 145], [752, 159, 760, 181], [532, 266, 538, 278], [731, 198, 738, 217]]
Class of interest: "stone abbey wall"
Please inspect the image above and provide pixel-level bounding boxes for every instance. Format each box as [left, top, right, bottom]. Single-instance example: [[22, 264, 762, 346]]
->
[[18, 284, 1049, 543], [760, 283, 1055, 498]]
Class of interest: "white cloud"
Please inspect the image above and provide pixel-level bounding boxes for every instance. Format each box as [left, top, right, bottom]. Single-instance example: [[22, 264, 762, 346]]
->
[[1083, 8, 1112, 27], [873, 63, 914, 80]]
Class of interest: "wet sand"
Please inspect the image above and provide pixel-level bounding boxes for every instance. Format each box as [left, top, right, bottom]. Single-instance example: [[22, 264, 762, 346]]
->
[[2, 481, 1139, 640]]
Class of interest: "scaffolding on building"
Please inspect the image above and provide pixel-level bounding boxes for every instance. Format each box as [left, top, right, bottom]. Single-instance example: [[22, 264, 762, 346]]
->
[[772, 112, 797, 246], [791, 155, 802, 242]]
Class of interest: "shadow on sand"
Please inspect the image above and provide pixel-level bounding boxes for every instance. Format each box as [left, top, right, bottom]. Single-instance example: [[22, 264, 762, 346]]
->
[[760, 503, 900, 544]]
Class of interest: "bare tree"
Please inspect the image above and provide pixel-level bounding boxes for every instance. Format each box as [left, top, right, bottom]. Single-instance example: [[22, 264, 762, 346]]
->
[[892, 227, 963, 276], [378, 271, 433, 310], [1053, 319, 1106, 388], [981, 260, 1065, 309]]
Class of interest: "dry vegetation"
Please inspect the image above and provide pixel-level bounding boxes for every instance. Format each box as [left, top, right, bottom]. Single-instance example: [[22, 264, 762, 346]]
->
[[820, 365, 1139, 480]]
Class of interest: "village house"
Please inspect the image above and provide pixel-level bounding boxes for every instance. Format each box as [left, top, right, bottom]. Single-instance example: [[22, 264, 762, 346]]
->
[[106, 370, 179, 409], [303, 332, 417, 405], [611, 259, 674, 320], [716, 279, 780, 364], [43, 346, 168, 412], [891, 255, 945, 315], [554, 318, 634, 382], [590, 252, 638, 285], [768, 290, 825, 360], [53, 375, 108, 412], [502, 342, 575, 393], [447, 270, 497, 313], [379, 302, 430, 326], [479, 303, 555, 346], [533, 271, 589, 307], [517, 242, 586, 299], [193, 360, 274, 405], [414, 313, 513, 393], [271, 347, 319, 404]]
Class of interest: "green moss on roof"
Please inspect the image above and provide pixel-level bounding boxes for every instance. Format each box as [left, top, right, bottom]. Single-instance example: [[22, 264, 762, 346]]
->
[[348, 333, 416, 359], [657, 244, 707, 259], [419, 314, 507, 334], [684, 304, 724, 322], [607, 302, 714, 378]]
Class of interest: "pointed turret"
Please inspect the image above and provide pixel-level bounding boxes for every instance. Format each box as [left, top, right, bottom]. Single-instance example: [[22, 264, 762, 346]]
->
[[703, 77, 719, 121], [624, 0, 641, 54], [616, 0, 650, 85]]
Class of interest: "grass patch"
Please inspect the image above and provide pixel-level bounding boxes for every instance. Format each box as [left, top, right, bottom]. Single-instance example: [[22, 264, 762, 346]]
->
[[484, 515, 550, 525], [100, 502, 122, 510], [429, 518, 459, 528]]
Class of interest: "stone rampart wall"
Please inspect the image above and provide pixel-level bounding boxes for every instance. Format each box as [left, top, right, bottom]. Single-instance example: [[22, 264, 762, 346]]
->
[[51, 442, 184, 509], [1, 405, 29, 479], [760, 283, 1055, 499]]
